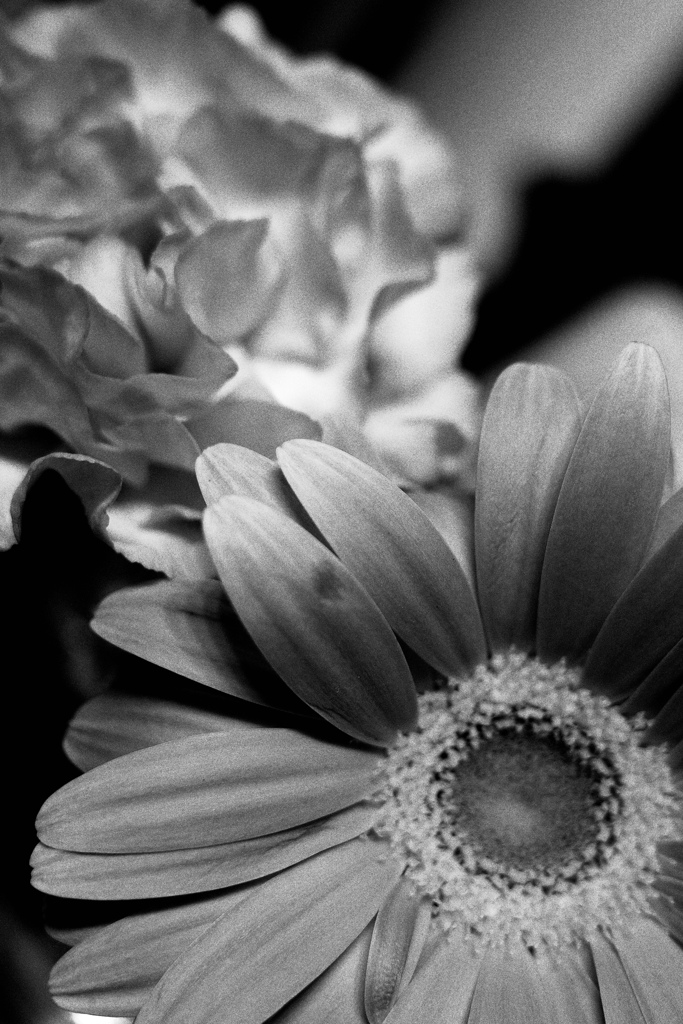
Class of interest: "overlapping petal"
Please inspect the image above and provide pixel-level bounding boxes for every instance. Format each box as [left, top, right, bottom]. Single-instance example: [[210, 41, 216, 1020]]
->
[[32, 802, 377, 900], [49, 884, 260, 1016], [277, 439, 485, 674], [134, 839, 400, 1024], [91, 578, 304, 712], [203, 495, 418, 745], [537, 344, 670, 661], [37, 724, 382, 853]]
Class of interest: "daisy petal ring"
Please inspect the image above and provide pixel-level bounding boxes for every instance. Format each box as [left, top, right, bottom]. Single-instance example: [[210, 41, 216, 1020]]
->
[[34, 343, 683, 1023]]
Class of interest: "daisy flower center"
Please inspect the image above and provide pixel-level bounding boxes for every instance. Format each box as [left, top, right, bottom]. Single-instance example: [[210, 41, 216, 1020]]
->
[[375, 651, 682, 953]]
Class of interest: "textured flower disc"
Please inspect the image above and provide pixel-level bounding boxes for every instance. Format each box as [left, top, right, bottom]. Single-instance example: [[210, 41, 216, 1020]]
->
[[375, 651, 682, 953]]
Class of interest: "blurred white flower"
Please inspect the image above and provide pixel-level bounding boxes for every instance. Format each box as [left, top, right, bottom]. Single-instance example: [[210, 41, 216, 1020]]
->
[[1, 0, 481, 488]]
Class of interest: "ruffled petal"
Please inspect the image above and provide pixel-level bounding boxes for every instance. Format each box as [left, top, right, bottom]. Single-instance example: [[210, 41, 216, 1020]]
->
[[364, 877, 431, 1024], [584, 523, 683, 700], [10, 452, 121, 545], [383, 931, 480, 1024], [475, 364, 582, 651], [62, 692, 234, 771], [174, 219, 282, 343], [270, 921, 373, 1024], [50, 884, 259, 1016], [277, 440, 485, 674], [134, 838, 401, 1024], [37, 725, 382, 853], [537, 344, 670, 662], [32, 802, 377, 900], [589, 931, 647, 1024], [0, 440, 31, 551], [91, 579, 304, 712], [203, 495, 418, 745], [105, 496, 215, 580]]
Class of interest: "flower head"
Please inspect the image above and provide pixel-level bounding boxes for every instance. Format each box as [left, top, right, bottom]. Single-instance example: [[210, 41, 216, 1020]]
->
[[33, 343, 683, 1022], [1, 0, 481, 488]]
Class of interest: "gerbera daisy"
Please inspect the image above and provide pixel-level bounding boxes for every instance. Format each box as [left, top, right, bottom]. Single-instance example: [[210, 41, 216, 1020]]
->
[[34, 342, 683, 1023]]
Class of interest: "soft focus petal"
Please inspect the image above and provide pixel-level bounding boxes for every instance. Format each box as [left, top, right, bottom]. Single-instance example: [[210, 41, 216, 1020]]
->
[[203, 495, 418, 745], [277, 440, 485, 674], [186, 396, 322, 459], [537, 344, 670, 661], [105, 495, 214, 579], [611, 919, 683, 1023], [134, 839, 400, 1024], [523, 286, 683, 490], [589, 931, 647, 1024], [62, 692, 235, 771], [362, 373, 481, 489], [91, 579, 303, 712], [174, 219, 282, 342], [37, 725, 382, 852], [475, 363, 582, 651]]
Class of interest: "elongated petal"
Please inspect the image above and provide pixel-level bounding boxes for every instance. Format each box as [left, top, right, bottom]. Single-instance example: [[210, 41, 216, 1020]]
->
[[590, 932, 647, 1024], [135, 838, 401, 1024], [468, 947, 566, 1024], [92, 579, 302, 712], [383, 932, 480, 1024], [50, 885, 257, 1016], [650, 893, 683, 944], [271, 921, 373, 1024], [644, 683, 683, 746], [537, 344, 670, 662], [649, 485, 683, 556], [63, 692, 234, 771], [32, 802, 377, 900], [620, 639, 683, 716], [203, 496, 417, 745], [277, 440, 485, 674], [37, 726, 382, 853], [364, 877, 431, 1024], [584, 523, 683, 699], [537, 946, 604, 1024], [475, 364, 582, 650]]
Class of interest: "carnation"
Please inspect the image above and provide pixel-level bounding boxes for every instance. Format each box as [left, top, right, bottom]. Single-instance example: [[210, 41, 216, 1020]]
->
[[1, 0, 481, 489]]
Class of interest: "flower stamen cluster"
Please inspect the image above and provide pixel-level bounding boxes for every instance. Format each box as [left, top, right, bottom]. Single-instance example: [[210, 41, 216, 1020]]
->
[[375, 651, 682, 954]]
